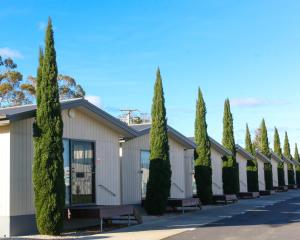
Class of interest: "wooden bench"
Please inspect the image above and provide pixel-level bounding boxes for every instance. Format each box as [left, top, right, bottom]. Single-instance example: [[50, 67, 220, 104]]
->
[[167, 198, 201, 214], [259, 190, 275, 195], [288, 184, 297, 189], [275, 186, 288, 192], [66, 205, 139, 232], [238, 192, 260, 199], [213, 194, 238, 204]]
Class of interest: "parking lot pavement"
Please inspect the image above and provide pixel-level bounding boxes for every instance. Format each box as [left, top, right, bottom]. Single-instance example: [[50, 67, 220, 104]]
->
[[165, 191, 300, 240], [17, 190, 300, 240]]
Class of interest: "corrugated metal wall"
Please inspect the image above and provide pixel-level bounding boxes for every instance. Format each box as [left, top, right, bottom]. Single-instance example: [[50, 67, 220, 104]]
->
[[211, 148, 223, 195], [257, 159, 265, 191], [8, 108, 122, 216], [271, 159, 279, 187], [284, 162, 288, 185], [184, 149, 194, 198], [62, 109, 121, 206], [10, 118, 35, 216], [121, 133, 192, 204], [0, 125, 10, 217], [236, 153, 248, 193]]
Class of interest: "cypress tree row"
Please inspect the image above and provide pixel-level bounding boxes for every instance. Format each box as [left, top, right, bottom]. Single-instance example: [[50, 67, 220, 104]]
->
[[274, 127, 285, 186], [245, 124, 259, 192], [222, 99, 239, 195], [194, 88, 212, 204], [294, 144, 300, 187], [145, 68, 171, 215], [284, 132, 295, 185], [259, 119, 273, 190], [33, 18, 65, 235]]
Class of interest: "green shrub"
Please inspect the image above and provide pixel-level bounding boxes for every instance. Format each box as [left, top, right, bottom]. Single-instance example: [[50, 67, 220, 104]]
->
[[222, 156, 238, 194], [264, 163, 273, 190], [288, 164, 295, 185], [145, 158, 170, 215], [296, 170, 300, 187], [194, 165, 212, 204], [247, 160, 259, 192], [278, 165, 285, 186]]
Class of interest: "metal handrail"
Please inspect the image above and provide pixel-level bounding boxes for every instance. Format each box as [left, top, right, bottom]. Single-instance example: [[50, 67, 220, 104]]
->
[[98, 184, 116, 197], [172, 182, 184, 193], [213, 181, 222, 190], [240, 180, 247, 187], [258, 180, 265, 185]]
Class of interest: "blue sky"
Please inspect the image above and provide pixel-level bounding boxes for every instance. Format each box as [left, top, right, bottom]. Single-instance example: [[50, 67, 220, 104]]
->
[[1, 0, 300, 151]]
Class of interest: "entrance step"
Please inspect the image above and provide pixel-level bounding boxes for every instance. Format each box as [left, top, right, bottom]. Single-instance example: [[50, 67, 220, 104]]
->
[[213, 194, 238, 204], [259, 190, 276, 195], [238, 192, 260, 199], [274, 186, 288, 192], [288, 184, 298, 189]]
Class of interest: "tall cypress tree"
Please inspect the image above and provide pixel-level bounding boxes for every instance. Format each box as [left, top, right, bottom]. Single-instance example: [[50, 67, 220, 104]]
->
[[283, 132, 292, 159], [36, 47, 44, 105], [245, 124, 258, 192], [222, 99, 238, 194], [294, 144, 300, 187], [245, 124, 254, 155], [33, 18, 65, 235], [194, 88, 212, 204], [284, 132, 295, 185], [274, 127, 285, 186], [145, 68, 171, 215], [259, 119, 273, 190]]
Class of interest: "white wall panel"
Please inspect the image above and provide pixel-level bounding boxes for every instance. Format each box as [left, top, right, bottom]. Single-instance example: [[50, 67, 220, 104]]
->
[[9, 108, 122, 216], [211, 148, 223, 195], [236, 153, 248, 192]]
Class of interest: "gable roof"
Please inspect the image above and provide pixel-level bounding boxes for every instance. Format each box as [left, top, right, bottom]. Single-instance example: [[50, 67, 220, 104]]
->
[[0, 98, 138, 138], [130, 124, 195, 149], [255, 150, 271, 163], [270, 151, 283, 163], [236, 144, 255, 160], [282, 155, 294, 165], [188, 136, 232, 156], [291, 158, 300, 166]]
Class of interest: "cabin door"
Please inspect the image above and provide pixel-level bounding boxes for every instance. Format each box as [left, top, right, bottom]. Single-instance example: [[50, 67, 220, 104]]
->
[[140, 150, 150, 199], [71, 140, 95, 205]]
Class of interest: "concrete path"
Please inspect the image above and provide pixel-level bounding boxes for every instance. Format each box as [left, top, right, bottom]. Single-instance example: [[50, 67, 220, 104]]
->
[[165, 192, 300, 240], [85, 190, 300, 240], [17, 190, 300, 240]]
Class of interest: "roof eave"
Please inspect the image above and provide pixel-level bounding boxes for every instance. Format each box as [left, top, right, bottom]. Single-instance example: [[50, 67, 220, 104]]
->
[[0, 99, 138, 138], [236, 145, 255, 160], [255, 150, 271, 163], [132, 125, 196, 149], [209, 137, 232, 156]]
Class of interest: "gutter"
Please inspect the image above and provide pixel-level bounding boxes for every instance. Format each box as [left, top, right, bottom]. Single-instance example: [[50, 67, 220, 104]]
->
[[0, 120, 10, 126], [0, 114, 7, 120]]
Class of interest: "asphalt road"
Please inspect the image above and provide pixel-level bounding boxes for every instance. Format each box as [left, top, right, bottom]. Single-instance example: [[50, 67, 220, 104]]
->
[[164, 196, 300, 240]]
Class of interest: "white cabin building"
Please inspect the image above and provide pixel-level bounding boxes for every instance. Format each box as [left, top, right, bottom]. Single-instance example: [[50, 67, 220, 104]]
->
[[0, 99, 137, 237], [255, 150, 271, 191], [121, 124, 196, 204], [236, 145, 255, 193], [270, 152, 284, 188], [188, 137, 232, 196], [282, 156, 290, 185]]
